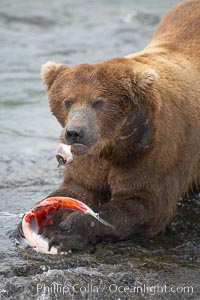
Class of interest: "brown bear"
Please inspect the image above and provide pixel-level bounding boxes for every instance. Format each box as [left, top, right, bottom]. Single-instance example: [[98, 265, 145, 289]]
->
[[40, 0, 200, 252]]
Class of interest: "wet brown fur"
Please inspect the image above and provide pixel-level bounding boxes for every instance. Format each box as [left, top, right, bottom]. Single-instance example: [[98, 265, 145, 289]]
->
[[40, 0, 200, 249]]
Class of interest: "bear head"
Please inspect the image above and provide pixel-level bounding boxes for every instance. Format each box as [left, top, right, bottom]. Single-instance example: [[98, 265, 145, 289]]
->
[[41, 58, 160, 163]]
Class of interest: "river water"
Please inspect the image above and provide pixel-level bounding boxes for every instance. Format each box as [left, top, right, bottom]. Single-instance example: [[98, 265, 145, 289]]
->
[[1, 0, 200, 299]]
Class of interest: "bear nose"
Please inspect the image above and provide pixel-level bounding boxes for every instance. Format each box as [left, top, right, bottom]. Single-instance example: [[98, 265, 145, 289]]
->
[[65, 125, 84, 144]]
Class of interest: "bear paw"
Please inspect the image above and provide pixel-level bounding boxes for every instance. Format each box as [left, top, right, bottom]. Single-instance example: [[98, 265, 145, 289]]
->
[[42, 212, 99, 252]]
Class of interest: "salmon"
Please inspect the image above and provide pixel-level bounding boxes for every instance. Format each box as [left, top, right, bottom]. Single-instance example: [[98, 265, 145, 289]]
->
[[21, 196, 115, 254]]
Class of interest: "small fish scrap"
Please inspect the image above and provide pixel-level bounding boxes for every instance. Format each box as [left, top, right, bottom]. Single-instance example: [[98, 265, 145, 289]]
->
[[56, 143, 73, 167]]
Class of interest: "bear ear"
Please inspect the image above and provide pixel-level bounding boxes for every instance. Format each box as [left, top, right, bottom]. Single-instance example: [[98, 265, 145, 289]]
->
[[132, 68, 160, 110], [41, 61, 70, 90], [133, 68, 158, 91]]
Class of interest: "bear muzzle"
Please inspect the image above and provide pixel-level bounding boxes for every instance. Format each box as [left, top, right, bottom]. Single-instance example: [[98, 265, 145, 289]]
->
[[65, 124, 84, 144], [64, 108, 100, 154]]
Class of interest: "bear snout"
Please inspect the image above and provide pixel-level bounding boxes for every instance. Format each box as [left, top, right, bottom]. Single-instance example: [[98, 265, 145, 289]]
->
[[64, 108, 100, 151], [65, 125, 84, 144]]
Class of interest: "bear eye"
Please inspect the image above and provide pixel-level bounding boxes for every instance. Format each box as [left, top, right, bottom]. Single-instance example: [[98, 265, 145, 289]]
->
[[91, 97, 104, 111], [64, 98, 74, 109]]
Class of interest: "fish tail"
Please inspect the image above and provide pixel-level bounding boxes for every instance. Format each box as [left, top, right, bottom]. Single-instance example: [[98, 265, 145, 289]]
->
[[92, 213, 116, 229]]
